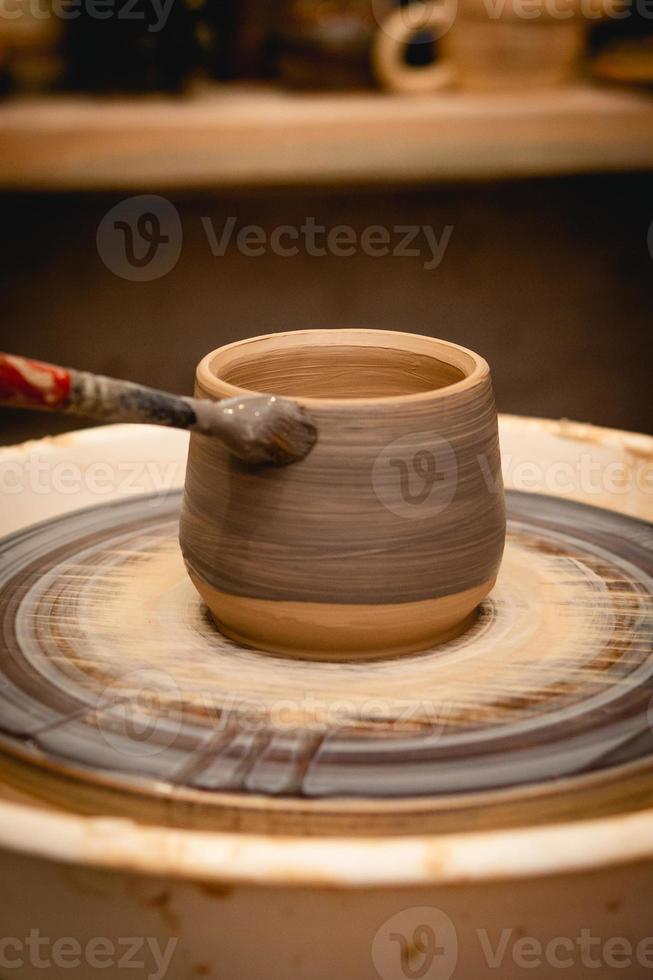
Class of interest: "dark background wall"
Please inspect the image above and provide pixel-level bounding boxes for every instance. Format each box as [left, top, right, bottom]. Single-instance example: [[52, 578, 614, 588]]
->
[[0, 172, 651, 444]]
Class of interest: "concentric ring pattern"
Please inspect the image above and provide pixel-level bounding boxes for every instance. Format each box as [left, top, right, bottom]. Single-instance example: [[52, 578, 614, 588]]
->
[[0, 490, 651, 833]]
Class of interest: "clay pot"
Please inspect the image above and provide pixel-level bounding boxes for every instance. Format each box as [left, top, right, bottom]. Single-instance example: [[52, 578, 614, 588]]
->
[[447, 0, 587, 89], [0, 0, 62, 93], [179, 329, 506, 659], [373, 0, 589, 92], [273, 0, 387, 89]]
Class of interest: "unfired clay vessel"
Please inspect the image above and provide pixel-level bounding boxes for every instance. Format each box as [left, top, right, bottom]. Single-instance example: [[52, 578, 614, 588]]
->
[[179, 329, 506, 658]]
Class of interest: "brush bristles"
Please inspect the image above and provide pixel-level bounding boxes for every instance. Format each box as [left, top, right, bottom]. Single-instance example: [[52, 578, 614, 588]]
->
[[191, 394, 318, 466], [241, 400, 318, 465]]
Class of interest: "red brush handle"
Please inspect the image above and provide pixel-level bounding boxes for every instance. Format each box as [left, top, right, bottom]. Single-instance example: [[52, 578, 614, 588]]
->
[[0, 354, 72, 410]]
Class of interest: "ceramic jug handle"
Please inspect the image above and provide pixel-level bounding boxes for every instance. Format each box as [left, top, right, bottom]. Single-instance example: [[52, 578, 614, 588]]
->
[[372, 1, 457, 94]]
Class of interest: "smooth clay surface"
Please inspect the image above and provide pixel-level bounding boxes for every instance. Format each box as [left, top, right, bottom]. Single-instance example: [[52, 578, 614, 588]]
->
[[179, 329, 506, 658]]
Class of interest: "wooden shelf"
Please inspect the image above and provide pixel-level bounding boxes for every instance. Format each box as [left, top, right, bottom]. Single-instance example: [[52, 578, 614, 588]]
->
[[1, 83, 652, 189]]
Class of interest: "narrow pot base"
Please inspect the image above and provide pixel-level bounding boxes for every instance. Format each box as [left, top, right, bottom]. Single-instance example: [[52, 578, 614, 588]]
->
[[188, 571, 496, 661]]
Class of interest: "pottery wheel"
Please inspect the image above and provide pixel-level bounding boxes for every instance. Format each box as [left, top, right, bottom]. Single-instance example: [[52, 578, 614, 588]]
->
[[0, 490, 652, 835]]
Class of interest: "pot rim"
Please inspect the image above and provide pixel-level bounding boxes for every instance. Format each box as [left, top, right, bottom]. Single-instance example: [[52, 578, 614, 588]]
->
[[196, 328, 489, 406]]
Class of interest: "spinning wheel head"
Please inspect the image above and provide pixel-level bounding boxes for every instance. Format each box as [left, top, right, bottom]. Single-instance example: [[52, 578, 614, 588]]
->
[[0, 489, 651, 835]]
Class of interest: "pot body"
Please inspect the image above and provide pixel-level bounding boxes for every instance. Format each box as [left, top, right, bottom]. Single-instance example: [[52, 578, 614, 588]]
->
[[274, 0, 384, 90], [443, 17, 586, 89], [179, 329, 505, 658]]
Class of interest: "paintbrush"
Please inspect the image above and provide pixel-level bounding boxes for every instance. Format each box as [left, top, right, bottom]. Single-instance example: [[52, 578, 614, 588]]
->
[[0, 353, 317, 466]]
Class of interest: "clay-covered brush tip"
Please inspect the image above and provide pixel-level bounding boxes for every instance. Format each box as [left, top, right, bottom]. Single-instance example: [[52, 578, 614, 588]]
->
[[254, 397, 318, 466], [200, 395, 318, 466]]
